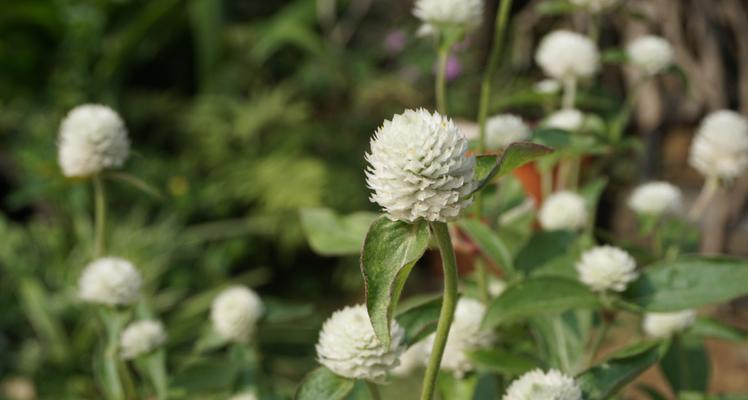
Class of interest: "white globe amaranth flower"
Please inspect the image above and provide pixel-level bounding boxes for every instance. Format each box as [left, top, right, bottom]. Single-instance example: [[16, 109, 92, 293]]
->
[[78, 257, 142, 306], [545, 109, 584, 131], [413, 0, 483, 30], [391, 339, 429, 377], [643, 310, 696, 338], [569, 0, 618, 12], [535, 79, 561, 94], [316, 304, 405, 382], [627, 35, 674, 75], [628, 181, 682, 216], [489, 279, 507, 297], [229, 392, 257, 400], [211, 286, 264, 343], [503, 368, 582, 400], [366, 108, 476, 222], [576, 245, 638, 292], [425, 298, 494, 378], [120, 319, 167, 359], [486, 114, 531, 150], [58, 104, 130, 178], [689, 110, 748, 180], [535, 30, 599, 80], [539, 191, 587, 231]]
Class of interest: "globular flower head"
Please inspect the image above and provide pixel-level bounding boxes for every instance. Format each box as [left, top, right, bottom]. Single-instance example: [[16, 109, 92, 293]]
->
[[503, 368, 582, 400], [539, 191, 587, 231], [535, 30, 599, 80], [689, 110, 748, 181], [486, 114, 530, 150], [413, 0, 483, 31], [643, 310, 696, 338], [425, 298, 494, 377], [316, 304, 405, 382], [366, 109, 476, 222], [120, 320, 167, 359], [545, 109, 584, 131], [627, 35, 674, 75], [78, 257, 142, 306], [628, 181, 682, 216], [576, 245, 638, 292], [569, 0, 618, 12], [211, 286, 264, 343], [58, 104, 130, 178]]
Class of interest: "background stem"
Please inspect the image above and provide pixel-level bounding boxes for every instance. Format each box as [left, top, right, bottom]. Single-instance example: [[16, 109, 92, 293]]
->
[[93, 174, 107, 258], [366, 381, 382, 400], [436, 46, 449, 114]]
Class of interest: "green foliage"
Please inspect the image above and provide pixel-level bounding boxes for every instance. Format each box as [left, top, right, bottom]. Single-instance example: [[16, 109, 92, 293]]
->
[[473, 142, 554, 194], [578, 341, 666, 399], [299, 208, 377, 256], [295, 367, 355, 400]]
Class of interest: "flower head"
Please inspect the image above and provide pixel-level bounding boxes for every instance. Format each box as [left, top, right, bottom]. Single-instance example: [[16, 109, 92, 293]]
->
[[545, 109, 584, 131], [539, 191, 587, 231], [120, 320, 167, 359], [627, 35, 674, 75], [58, 104, 130, 178], [689, 110, 748, 181], [535, 30, 599, 80], [366, 109, 476, 222], [425, 298, 494, 377], [486, 114, 530, 149], [569, 0, 618, 12], [413, 0, 483, 31], [211, 286, 264, 343], [643, 310, 696, 338], [79, 257, 142, 306], [504, 368, 582, 400], [628, 181, 682, 216], [316, 304, 405, 382], [576, 245, 638, 292]]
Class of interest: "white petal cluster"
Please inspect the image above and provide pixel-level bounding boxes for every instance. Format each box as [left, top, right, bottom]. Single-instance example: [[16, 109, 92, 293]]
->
[[316, 304, 405, 382], [366, 109, 476, 222], [79, 257, 142, 306], [425, 298, 494, 378], [627, 35, 674, 75], [486, 114, 531, 150], [489, 279, 507, 297], [392, 340, 429, 377], [535, 79, 561, 94], [413, 0, 483, 30], [628, 181, 682, 216], [643, 310, 696, 338], [211, 286, 264, 343], [229, 392, 257, 400], [545, 109, 584, 131], [535, 30, 599, 80], [569, 0, 618, 12], [576, 245, 638, 292], [539, 191, 587, 231], [58, 104, 130, 178], [689, 110, 748, 180], [503, 368, 582, 400], [120, 320, 167, 359]]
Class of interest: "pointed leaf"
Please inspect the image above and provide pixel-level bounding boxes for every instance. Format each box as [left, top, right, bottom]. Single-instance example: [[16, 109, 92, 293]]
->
[[361, 216, 430, 346], [688, 317, 748, 342], [467, 349, 538, 376], [661, 336, 709, 393], [395, 295, 444, 345], [295, 367, 355, 400], [578, 341, 666, 399], [300, 208, 377, 256], [472, 142, 553, 194], [457, 219, 514, 276]]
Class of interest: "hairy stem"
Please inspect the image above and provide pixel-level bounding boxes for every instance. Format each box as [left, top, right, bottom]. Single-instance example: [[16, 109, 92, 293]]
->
[[93, 173, 107, 258], [436, 45, 449, 114], [420, 222, 459, 400], [366, 381, 382, 400]]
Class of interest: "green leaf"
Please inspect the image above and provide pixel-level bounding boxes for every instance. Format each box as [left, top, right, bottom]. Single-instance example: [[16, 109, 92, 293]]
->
[[299, 208, 377, 256], [457, 219, 514, 276], [688, 317, 748, 342], [624, 257, 748, 311], [536, 0, 577, 15], [295, 367, 355, 400], [472, 142, 553, 194], [578, 341, 666, 399], [482, 277, 598, 328], [661, 336, 709, 393], [361, 216, 430, 346], [437, 372, 479, 400], [531, 311, 593, 374], [467, 348, 538, 376], [515, 230, 578, 277], [601, 48, 629, 64], [395, 295, 444, 345]]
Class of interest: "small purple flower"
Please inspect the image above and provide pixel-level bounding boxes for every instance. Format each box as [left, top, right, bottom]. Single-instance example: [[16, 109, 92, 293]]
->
[[383, 30, 407, 56], [445, 55, 462, 81]]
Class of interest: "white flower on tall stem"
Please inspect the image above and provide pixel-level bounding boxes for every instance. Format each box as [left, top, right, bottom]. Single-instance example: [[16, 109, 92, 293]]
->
[[316, 305, 405, 382], [120, 320, 167, 359], [503, 368, 582, 400], [485, 114, 530, 150], [576, 245, 638, 292], [627, 35, 674, 76], [539, 191, 588, 231], [413, 0, 483, 32], [366, 108, 476, 222], [688, 110, 748, 181], [211, 286, 264, 343], [58, 104, 130, 178], [545, 109, 584, 131], [628, 181, 682, 217], [78, 257, 142, 306], [643, 310, 696, 338]]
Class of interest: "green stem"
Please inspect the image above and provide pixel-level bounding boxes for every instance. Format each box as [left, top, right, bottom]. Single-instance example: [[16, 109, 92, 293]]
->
[[436, 45, 449, 114], [586, 314, 610, 367], [562, 76, 577, 110], [476, 259, 490, 304], [100, 309, 125, 400], [146, 351, 169, 400], [366, 381, 382, 400], [420, 222, 459, 400], [688, 176, 719, 221], [93, 174, 107, 258]]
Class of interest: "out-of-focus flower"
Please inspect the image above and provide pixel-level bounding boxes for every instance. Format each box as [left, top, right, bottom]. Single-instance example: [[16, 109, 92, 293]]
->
[[120, 320, 167, 359], [211, 286, 264, 343], [539, 191, 587, 231], [576, 246, 638, 292], [489, 279, 507, 297], [384, 30, 407, 55], [545, 109, 584, 131], [391, 340, 429, 377], [446, 55, 462, 81], [229, 392, 258, 400], [689, 110, 748, 181], [1, 377, 36, 400], [316, 305, 405, 382], [366, 109, 475, 222], [58, 104, 130, 178], [627, 35, 674, 75], [628, 181, 682, 216], [535, 79, 561, 94], [569, 0, 618, 12], [485, 114, 530, 149], [79, 257, 142, 306], [413, 0, 483, 31], [535, 30, 599, 80], [643, 310, 696, 338], [503, 368, 582, 400]]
